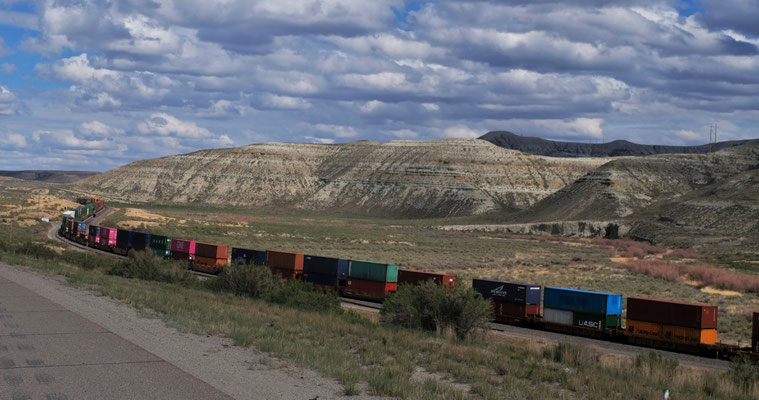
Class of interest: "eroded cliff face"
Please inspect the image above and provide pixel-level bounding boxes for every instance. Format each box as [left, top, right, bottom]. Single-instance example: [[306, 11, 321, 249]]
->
[[512, 144, 759, 223], [76, 139, 609, 217]]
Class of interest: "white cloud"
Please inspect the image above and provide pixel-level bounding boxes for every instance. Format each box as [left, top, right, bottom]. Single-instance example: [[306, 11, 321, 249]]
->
[[3, 133, 27, 148], [304, 136, 335, 144], [338, 72, 407, 90], [79, 121, 124, 137], [387, 129, 418, 139], [137, 113, 213, 139], [421, 103, 439, 111], [442, 125, 482, 139], [675, 129, 703, 141], [360, 100, 386, 113], [0, 86, 18, 115], [1, 63, 15, 74], [313, 124, 358, 138], [264, 94, 312, 110]]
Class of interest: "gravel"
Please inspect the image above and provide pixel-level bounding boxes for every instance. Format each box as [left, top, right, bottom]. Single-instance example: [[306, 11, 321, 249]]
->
[[0, 262, 381, 400]]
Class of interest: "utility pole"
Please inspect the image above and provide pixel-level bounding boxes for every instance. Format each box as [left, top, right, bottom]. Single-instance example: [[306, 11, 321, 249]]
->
[[708, 124, 718, 152]]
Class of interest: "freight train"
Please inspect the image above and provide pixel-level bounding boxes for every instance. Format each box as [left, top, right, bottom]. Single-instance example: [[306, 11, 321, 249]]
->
[[58, 200, 759, 361]]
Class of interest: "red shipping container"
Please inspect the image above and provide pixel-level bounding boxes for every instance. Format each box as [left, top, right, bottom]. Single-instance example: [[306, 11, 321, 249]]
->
[[99, 227, 117, 246], [753, 312, 759, 353], [266, 251, 304, 272], [494, 300, 540, 318], [397, 269, 456, 288], [270, 266, 299, 280], [627, 297, 718, 329], [171, 239, 196, 255], [196, 242, 229, 259], [344, 278, 397, 300]]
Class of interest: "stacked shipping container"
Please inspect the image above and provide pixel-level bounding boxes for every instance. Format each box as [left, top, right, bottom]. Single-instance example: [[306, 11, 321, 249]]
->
[[626, 297, 718, 345], [345, 260, 399, 300], [266, 250, 304, 279], [398, 270, 456, 288], [231, 247, 267, 265], [472, 279, 541, 319], [194, 242, 229, 273], [149, 234, 172, 258], [170, 239, 196, 261], [543, 287, 622, 330], [302, 255, 348, 288], [99, 227, 117, 248]]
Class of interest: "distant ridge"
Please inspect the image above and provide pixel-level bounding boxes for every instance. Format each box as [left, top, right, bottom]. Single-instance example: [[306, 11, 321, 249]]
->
[[0, 170, 98, 183], [480, 131, 759, 157]]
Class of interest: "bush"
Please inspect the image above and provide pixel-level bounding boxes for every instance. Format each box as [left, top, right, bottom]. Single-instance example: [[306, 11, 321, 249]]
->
[[265, 280, 341, 313], [381, 281, 492, 340], [619, 259, 681, 282], [727, 355, 759, 393], [109, 250, 195, 284], [207, 261, 279, 298]]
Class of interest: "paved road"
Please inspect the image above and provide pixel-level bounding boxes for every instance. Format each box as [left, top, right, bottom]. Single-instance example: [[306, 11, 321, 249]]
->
[[0, 271, 231, 400]]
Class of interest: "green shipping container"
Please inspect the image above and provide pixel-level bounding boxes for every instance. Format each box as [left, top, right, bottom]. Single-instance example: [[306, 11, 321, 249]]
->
[[573, 312, 622, 330], [150, 234, 172, 257], [348, 260, 399, 283]]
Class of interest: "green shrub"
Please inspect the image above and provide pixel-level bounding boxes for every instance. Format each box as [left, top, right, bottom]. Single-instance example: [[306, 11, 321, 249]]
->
[[206, 261, 278, 298], [727, 354, 759, 393], [381, 281, 492, 340], [109, 250, 195, 284], [264, 280, 341, 313]]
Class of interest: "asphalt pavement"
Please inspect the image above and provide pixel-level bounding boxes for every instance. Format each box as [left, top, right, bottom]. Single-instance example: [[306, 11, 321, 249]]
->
[[0, 272, 231, 400]]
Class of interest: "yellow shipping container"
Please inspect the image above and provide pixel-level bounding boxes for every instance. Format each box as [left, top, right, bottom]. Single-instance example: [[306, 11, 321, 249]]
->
[[662, 325, 717, 345], [626, 319, 663, 339]]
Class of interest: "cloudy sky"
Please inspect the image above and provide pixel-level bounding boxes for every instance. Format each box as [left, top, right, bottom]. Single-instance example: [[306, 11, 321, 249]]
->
[[1, 0, 758, 171]]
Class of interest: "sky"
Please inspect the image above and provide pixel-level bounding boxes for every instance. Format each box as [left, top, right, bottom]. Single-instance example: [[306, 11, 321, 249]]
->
[[1, 0, 758, 171]]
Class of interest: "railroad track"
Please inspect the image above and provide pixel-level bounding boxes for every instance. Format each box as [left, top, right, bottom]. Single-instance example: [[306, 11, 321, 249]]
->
[[47, 220, 732, 370]]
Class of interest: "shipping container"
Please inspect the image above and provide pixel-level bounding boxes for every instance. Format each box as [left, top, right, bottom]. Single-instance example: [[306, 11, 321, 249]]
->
[[196, 242, 229, 259], [626, 319, 663, 339], [544, 307, 573, 326], [493, 301, 540, 319], [398, 270, 456, 288], [131, 231, 149, 251], [76, 221, 87, 236], [149, 234, 172, 257], [472, 279, 541, 304], [572, 312, 621, 330], [303, 255, 341, 277], [627, 297, 718, 330], [88, 225, 100, 244], [753, 312, 759, 353], [302, 272, 340, 288], [338, 259, 349, 282], [544, 287, 622, 315], [99, 227, 117, 247], [116, 229, 130, 250], [344, 278, 397, 300], [170, 251, 193, 262], [270, 266, 300, 280], [662, 325, 717, 345], [193, 256, 227, 273], [348, 260, 399, 283], [171, 238, 196, 255], [231, 247, 267, 265], [266, 251, 304, 275]]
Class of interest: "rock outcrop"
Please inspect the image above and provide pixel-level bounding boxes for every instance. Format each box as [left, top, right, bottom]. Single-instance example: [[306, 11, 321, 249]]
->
[[76, 139, 609, 217]]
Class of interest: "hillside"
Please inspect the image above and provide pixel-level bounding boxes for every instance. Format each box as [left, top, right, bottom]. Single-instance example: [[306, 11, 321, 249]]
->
[[480, 131, 759, 157], [509, 143, 759, 224], [0, 170, 98, 183], [75, 139, 609, 217]]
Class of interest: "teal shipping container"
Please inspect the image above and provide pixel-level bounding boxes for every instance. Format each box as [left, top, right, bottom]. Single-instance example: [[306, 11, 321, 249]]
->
[[149, 234, 172, 257], [348, 260, 399, 283]]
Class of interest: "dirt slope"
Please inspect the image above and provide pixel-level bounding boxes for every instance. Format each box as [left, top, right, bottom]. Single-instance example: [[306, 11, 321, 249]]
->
[[76, 139, 609, 217], [510, 143, 759, 223]]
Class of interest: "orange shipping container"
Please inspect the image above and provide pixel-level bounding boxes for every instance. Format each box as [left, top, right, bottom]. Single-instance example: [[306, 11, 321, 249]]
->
[[270, 266, 299, 280], [266, 251, 304, 272], [626, 319, 663, 339], [195, 242, 229, 259], [662, 325, 717, 345], [194, 255, 227, 274]]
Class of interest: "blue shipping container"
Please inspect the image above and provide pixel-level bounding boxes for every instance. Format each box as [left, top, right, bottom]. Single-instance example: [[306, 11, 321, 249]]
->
[[338, 259, 349, 281], [231, 247, 268, 265], [77, 222, 87, 232], [472, 279, 541, 305], [544, 287, 622, 315]]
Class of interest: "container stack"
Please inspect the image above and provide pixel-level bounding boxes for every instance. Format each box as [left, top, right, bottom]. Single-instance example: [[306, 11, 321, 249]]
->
[[345, 260, 399, 300], [753, 312, 759, 353], [194, 242, 229, 272], [170, 238, 196, 261], [398, 270, 456, 288], [302, 255, 348, 288], [472, 279, 541, 319], [266, 250, 304, 280], [99, 227, 117, 249], [231, 247, 267, 265], [130, 231, 150, 252], [149, 234, 172, 258], [543, 287, 622, 330], [626, 297, 718, 345], [88, 225, 100, 245]]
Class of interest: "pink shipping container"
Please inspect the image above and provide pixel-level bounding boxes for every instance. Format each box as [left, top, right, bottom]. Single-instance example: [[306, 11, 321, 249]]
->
[[99, 227, 117, 246], [171, 239, 196, 255]]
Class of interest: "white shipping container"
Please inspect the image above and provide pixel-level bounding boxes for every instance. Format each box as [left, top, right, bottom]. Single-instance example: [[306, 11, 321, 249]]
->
[[544, 307, 573, 326]]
